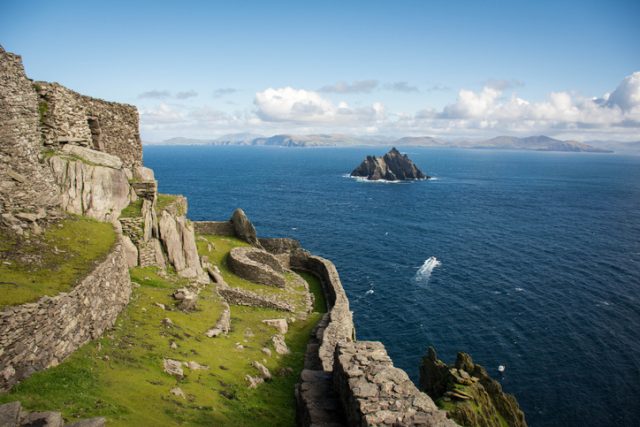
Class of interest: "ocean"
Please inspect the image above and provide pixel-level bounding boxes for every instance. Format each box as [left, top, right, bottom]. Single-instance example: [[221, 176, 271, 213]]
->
[[143, 145, 640, 427]]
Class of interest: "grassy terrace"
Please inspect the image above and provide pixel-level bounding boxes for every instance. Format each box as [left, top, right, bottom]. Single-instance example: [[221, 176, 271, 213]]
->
[[0, 234, 326, 426], [196, 235, 314, 313], [119, 199, 143, 218], [0, 215, 116, 308]]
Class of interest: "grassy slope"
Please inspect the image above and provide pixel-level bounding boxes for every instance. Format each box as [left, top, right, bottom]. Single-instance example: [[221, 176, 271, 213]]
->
[[1, 235, 326, 426], [0, 215, 116, 308]]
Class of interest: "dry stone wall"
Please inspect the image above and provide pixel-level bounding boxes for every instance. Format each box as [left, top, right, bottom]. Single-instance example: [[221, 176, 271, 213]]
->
[[0, 46, 60, 232], [0, 238, 131, 391], [333, 341, 457, 427], [193, 220, 235, 236], [228, 247, 286, 288], [35, 82, 141, 168]]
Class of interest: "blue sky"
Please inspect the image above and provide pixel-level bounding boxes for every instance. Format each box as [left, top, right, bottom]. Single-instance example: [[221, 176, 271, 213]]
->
[[1, 0, 639, 141]]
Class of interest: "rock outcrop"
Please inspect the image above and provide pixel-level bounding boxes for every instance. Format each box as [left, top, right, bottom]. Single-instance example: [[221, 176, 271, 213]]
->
[[350, 147, 428, 181], [230, 208, 261, 246], [48, 152, 130, 222], [419, 347, 527, 427], [157, 196, 206, 281], [0, 401, 105, 427]]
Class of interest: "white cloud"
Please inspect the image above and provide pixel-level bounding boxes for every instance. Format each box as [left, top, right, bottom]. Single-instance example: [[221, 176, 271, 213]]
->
[[254, 87, 384, 125], [139, 72, 640, 141], [605, 71, 640, 112]]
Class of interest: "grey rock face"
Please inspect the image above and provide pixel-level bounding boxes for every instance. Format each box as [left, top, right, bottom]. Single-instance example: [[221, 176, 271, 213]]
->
[[48, 155, 130, 222], [0, 401, 22, 427], [158, 209, 205, 281], [350, 147, 429, 181], [230, 208, 260, 246]]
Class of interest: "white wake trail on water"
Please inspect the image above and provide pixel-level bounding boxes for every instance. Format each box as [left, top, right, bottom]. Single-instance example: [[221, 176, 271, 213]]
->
[[415, 257, 441, 283]]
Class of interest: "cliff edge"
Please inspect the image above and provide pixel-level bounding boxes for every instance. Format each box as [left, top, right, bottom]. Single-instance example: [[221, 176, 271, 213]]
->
[[420, 347, 527, 427]]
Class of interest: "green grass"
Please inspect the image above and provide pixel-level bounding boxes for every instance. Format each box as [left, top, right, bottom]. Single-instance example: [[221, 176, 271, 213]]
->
[[296, 271, 327, 313], [1, 236, 328, 426], [0, 215, 116, 308], [119, 199, 143, 219], [156, 194, 181, 214], [42, 149, 101, 167], [196, 235, 312, 312]]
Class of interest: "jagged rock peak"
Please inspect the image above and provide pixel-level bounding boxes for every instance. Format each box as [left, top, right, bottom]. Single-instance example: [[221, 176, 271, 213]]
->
[[350, 147, 429, 181], [420, 347, 527, 427]]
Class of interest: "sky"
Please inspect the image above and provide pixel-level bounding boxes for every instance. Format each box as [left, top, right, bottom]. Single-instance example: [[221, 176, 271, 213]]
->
[[1, 0, 639, 142]]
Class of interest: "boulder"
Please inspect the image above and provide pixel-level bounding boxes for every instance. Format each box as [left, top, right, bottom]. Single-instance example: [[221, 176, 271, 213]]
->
[[350, 147, 429, 181], [206, 303, 230, 337], [230, 208, 260, 246], [61, 144, 123, 169], [158, 210, 206, 281], [0, 401, 21, 427], [170, 387, 186, 399], [251, 361, 272, 380], [122, 235, 139, 268], [271, 334, 290, 355], [21, 411, 64, 427], [163, 358, 184, 379], [66, 418, 106, 427], [262, 318, 288, 335]]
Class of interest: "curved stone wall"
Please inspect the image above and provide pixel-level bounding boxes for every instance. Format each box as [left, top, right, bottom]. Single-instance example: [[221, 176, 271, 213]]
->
[[0, 238, 131, 391], [266, 244, 457, 427], [228, 247, 286, 288]]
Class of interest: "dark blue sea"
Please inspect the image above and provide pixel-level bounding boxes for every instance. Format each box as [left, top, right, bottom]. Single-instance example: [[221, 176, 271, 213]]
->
[[144, 145, 640, 427]]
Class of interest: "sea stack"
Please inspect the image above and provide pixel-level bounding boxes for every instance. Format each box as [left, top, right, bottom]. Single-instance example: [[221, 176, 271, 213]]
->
[[350, 147, 429, 181]]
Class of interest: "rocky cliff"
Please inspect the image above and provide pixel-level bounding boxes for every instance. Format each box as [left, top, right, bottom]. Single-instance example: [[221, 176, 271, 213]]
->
[[420, 347, 527, 427], [350, 147, 429, 181]]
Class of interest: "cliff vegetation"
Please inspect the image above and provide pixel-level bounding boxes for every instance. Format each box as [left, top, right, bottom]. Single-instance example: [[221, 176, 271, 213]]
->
[[0, 235, 326, 425]]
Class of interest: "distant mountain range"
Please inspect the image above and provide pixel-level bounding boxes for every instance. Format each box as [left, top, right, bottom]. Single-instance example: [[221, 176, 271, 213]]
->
[[148, 133, 640, 154]]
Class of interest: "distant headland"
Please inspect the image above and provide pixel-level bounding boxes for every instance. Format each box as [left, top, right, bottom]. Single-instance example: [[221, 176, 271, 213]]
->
[[149, 133, 624, 153]]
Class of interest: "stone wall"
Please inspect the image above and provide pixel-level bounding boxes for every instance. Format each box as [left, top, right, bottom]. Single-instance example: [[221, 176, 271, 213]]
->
[[0, 46, 60, 233], [35, 82, 141, 168], [0, 238, 132, 391], [333, 341, 456, 427], [260, 244, 457, 427], [193, 220, 235, 236], [228, 247, 286, 288], [217, 287, 294, 312], [291, 253, 355, 371]]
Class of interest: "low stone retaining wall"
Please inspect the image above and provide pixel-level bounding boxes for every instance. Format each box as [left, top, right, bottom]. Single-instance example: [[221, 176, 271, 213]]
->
[[193, 220, 235, 236], [218, 287, 294, 312], [333, 341, 457, 427], [0, 239, 131, 391], [228, 247, 286, 288], [290, 253, 355, 371]]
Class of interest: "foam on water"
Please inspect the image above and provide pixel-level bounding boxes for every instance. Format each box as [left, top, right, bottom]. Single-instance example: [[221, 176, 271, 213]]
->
[[415, 256, 442, 283]]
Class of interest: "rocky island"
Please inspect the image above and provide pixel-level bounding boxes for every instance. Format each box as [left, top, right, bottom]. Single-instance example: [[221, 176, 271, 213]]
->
[[350, 147, 429, 181]]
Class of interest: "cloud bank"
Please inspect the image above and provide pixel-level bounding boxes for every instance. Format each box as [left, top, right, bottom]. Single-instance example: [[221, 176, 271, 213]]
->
[[140, 72, 640, 141]]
